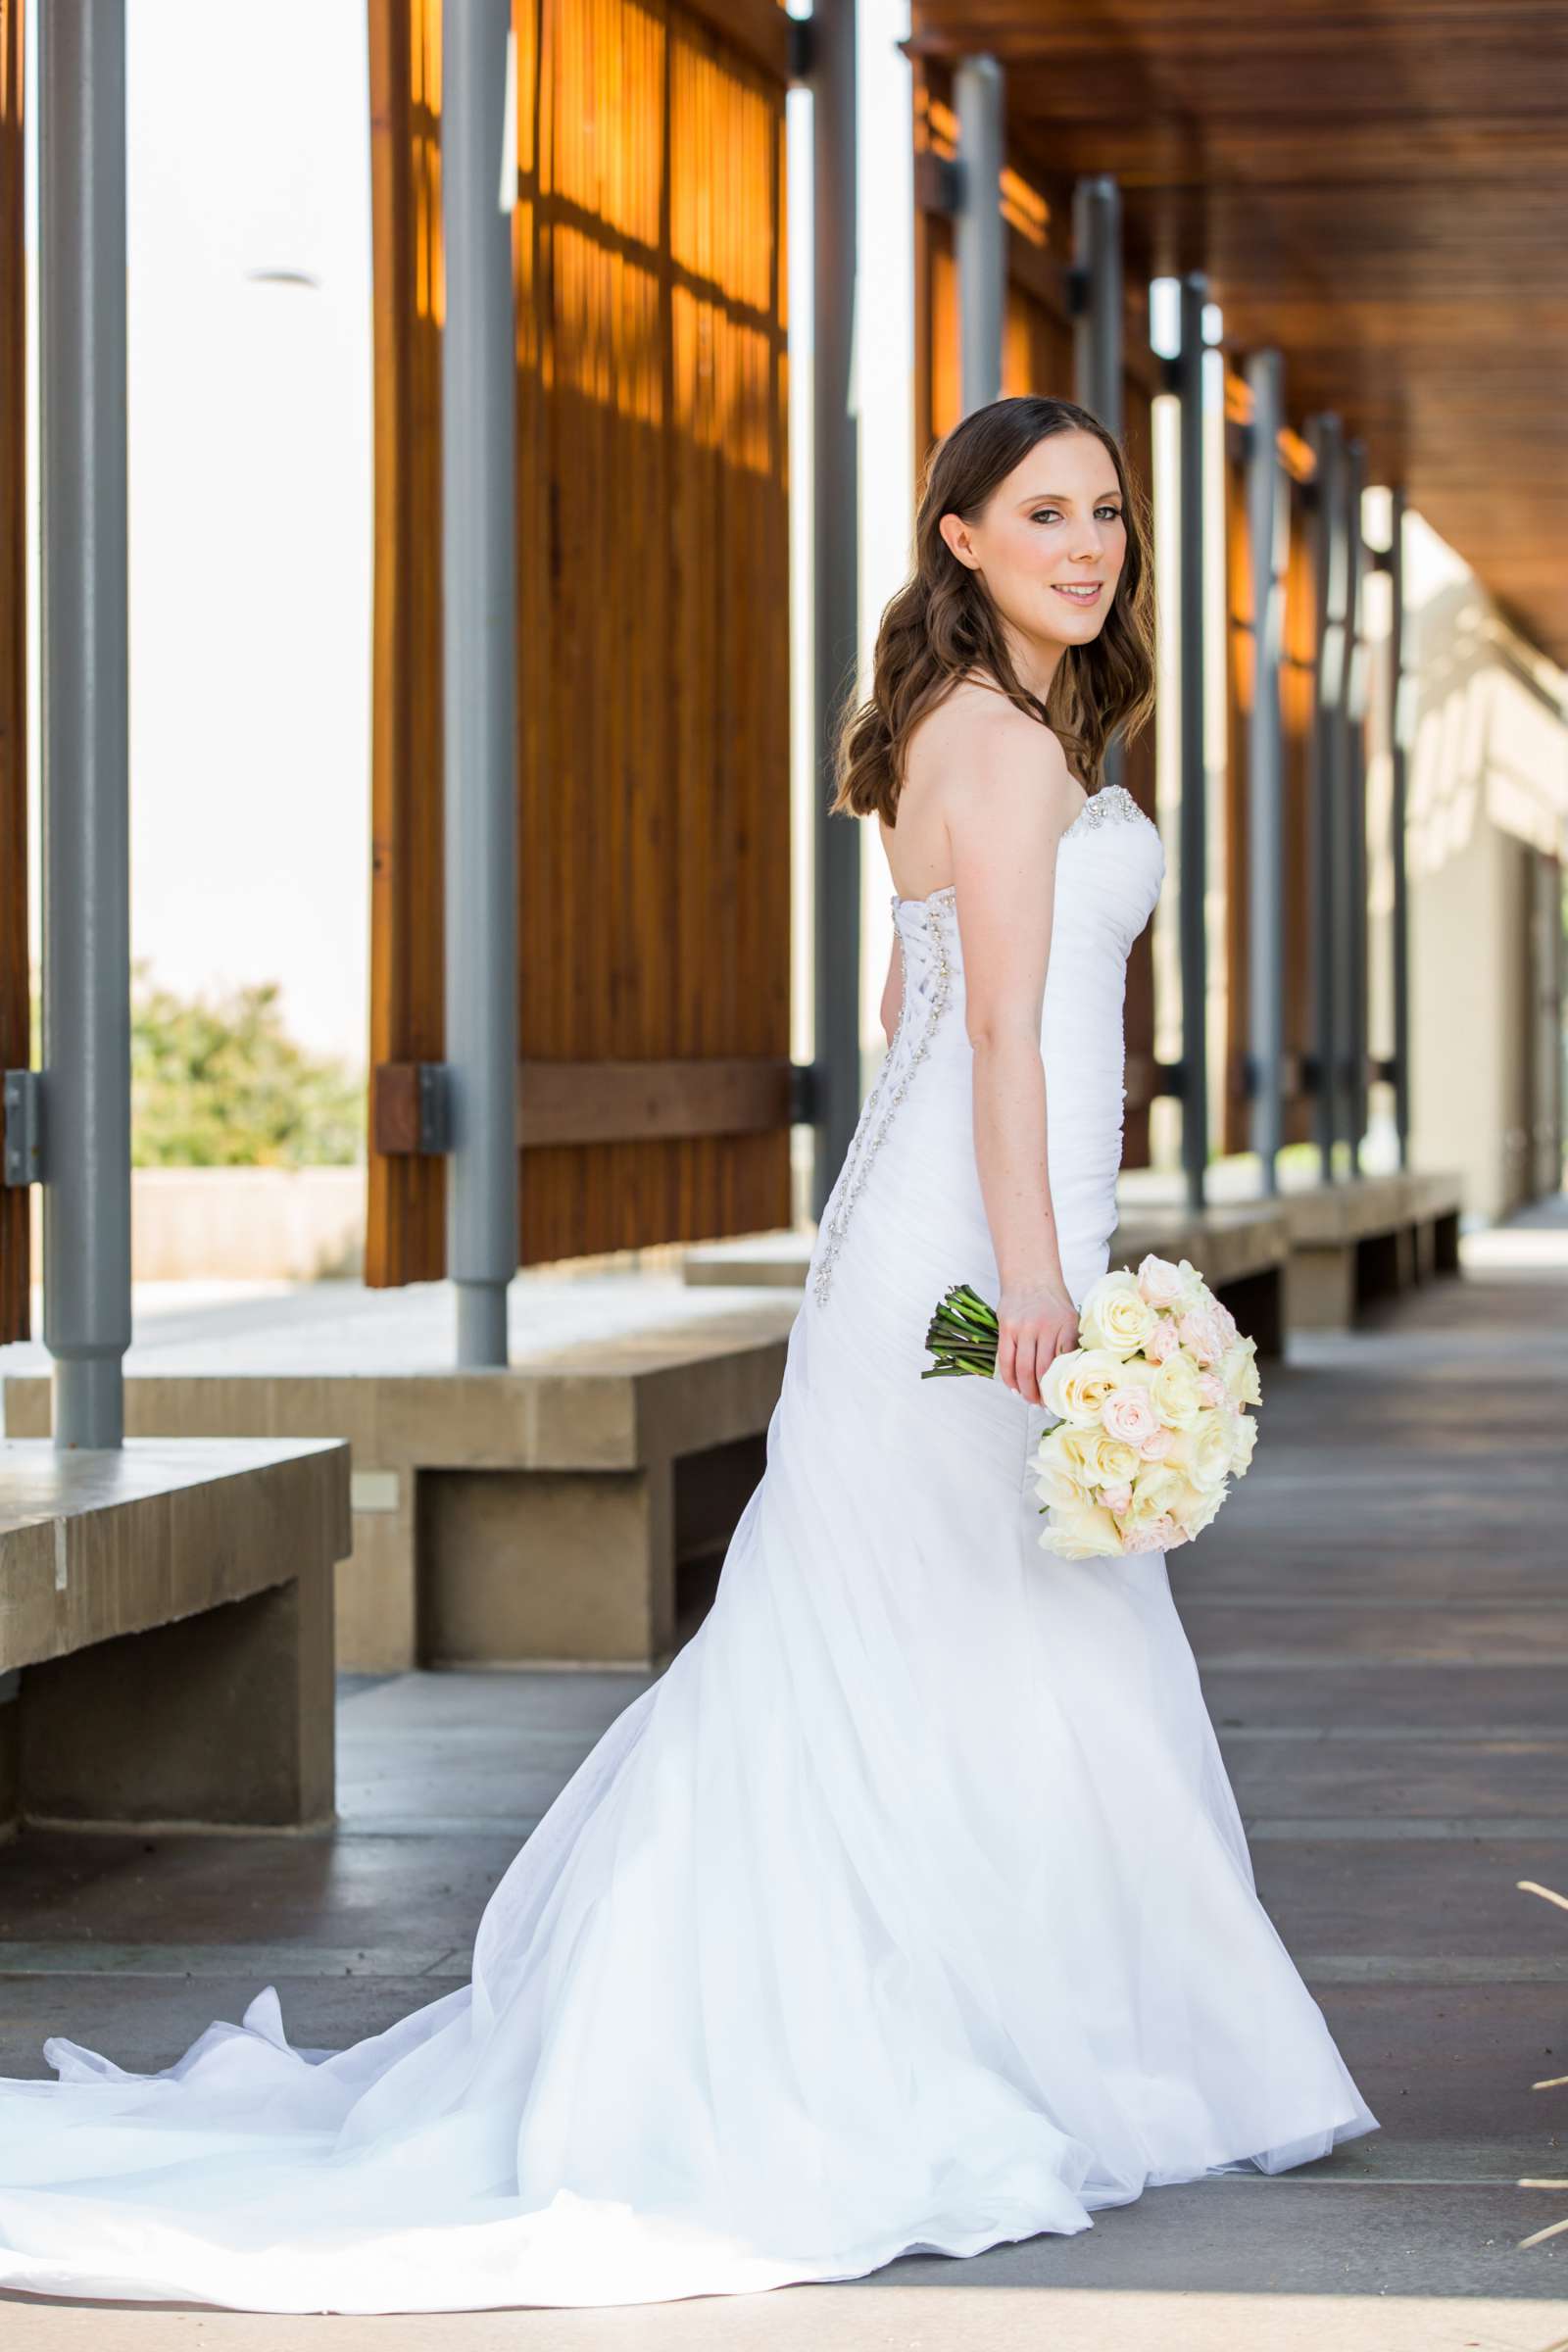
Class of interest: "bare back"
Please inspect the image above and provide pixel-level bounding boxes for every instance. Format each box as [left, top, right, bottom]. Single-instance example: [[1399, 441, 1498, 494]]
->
[[878, 678, 1085, 904]]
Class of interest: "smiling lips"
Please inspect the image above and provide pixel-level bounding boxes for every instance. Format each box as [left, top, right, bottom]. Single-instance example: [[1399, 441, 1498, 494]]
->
[[1053, 582, 1103, 604]]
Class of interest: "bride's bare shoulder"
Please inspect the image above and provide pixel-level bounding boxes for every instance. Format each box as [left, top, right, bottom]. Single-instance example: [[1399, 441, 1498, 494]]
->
[[906, 678, 1082, 829]]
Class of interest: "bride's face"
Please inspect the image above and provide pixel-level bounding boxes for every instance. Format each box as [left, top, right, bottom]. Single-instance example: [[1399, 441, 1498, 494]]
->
[[940, 429, 1127, 656]]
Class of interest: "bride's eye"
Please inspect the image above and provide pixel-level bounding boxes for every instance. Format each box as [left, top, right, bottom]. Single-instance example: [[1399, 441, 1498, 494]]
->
[[1096, 506, 1123, 523]]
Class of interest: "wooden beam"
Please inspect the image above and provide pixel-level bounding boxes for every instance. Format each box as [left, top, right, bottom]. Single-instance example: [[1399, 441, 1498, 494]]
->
[[372, 1058, 796, 1154]]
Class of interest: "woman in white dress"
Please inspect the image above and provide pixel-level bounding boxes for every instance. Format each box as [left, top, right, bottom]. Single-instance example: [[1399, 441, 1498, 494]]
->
[[0, 395, 1375, 2315]]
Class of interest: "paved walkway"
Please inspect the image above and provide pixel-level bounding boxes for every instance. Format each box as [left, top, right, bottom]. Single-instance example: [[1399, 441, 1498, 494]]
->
[[2, 1205, 1567, 2349]]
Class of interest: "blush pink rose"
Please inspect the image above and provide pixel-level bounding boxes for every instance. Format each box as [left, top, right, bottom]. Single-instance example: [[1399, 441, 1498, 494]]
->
[[1138, 1423, 1176, 1461], [1135, 1253, 1189, 1310], [1102, 1385, 1160, 1448], [1178, 1306, 1226, 1367], [1144, 1314, 1180, 1363], [1211, 1300, 1240, 1349], [1196, 1371, 1225, 1408], [1098, 1481, 1134, 1516], [1123, 1515, 1177, 1554]]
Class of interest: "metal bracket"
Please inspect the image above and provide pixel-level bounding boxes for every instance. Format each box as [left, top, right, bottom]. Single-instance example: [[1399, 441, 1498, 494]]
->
[[2, 1069, 41, 1187], [790, 1059, 818, 1126], [913, 150, 961, 218], [787, 13, 812, 80], [415, 1062, 452, 1154]]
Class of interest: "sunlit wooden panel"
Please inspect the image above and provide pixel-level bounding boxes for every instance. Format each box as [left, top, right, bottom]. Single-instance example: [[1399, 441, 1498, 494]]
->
[[0, 0, 26, 1342], [367, 0, 789, 1282], [366, 0, 446, 1288], [514, 0, 791, 1265]]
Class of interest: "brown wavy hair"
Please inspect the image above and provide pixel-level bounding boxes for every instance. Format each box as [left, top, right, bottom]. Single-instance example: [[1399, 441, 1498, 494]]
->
[[832, 395, 1156, 823]]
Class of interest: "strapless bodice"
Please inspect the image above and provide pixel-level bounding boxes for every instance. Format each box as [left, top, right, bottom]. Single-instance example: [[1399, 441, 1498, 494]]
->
[[810, 783, 1164, 1310]]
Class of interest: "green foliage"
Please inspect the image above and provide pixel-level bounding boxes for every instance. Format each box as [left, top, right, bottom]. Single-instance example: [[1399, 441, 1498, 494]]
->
[[128, 960, 365, 1167], [24, 959, 364, 1168]]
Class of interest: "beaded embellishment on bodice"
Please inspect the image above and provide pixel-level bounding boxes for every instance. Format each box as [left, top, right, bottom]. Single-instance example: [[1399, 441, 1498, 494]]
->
[[808, 783, 1153, 1307]]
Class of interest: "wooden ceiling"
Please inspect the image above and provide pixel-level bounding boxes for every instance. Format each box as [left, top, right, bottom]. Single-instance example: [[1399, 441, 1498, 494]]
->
[[908, 1, 1568, 669]]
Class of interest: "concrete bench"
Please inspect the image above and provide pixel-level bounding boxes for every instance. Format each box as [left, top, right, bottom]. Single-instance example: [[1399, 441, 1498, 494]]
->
[[4, 1299, 801, 1677], [1278, 1169, 1463, 1329], [0, 1437, 349, 1839], [685, 1202, 1292, 1358]]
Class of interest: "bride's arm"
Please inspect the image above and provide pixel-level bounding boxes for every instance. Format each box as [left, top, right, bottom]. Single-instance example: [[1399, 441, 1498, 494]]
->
[[947, 714, 1083, 1406]]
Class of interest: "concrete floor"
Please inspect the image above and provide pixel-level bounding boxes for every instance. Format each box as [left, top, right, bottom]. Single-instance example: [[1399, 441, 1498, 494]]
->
[[3, 1204, 1568, 2347]]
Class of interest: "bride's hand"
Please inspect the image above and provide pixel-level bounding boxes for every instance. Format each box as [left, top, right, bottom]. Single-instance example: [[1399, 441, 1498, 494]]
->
[[994, 1276, 1079, 1405]]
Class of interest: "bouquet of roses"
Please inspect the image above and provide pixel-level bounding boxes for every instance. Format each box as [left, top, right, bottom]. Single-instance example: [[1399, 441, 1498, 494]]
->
[[923, 1253, 1260, 1558]]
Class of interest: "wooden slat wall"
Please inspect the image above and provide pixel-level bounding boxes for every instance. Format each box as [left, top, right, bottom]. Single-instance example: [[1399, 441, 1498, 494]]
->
[[367, 0, 446, 1286], [912, 57, 1160, 1166], [513, 0, 791, 1263], [366, 0, 791, 1283], [0, 0, 26, 1342]]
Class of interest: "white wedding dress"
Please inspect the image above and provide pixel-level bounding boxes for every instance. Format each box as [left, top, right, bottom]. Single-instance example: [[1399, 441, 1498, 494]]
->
[[0, 781, 1375, 2312]]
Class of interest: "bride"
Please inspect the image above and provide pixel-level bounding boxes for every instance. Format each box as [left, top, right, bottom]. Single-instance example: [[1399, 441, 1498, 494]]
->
[[0, 394, 1376, 2314]]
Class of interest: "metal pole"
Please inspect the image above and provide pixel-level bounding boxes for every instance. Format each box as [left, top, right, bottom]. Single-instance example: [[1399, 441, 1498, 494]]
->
[[808, 0, 861, 1223], [442, 0, 518, 1367], [1245, 350, 1287, 1194], [40, 0, 130, 1448], [954, 54, 1004, 417], [1071, 176, 1122, 437], [1176, 274, 1208, 1214], [1343, 437, 1369, 1173], [1388, 486, 1411, 1169], [1305, 413, 1347, 1181], [1071, 175, 1125, 797]]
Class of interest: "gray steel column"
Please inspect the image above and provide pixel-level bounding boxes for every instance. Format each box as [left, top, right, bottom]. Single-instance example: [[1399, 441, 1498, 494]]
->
[[1388, 487, 1411, 1168], [1072, 176, 1125, 798], [39, 0, 131, 1448], [1244, 350, 1288, 1193], [1176, 274, 1209, 1213], [1071, 176, 1122, 436], [808, 0, 861, 1223], [954, 55, 1004, 417], [442, 0, 518, 1367], [1305, 413, 1348, 1180], [1343, 437, 1369, 1172]]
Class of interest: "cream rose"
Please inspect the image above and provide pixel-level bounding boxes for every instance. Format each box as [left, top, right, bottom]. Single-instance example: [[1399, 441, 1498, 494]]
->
[[1039, 1499, 1125, 1560], [1135, 1252, 1189, 1311], [1078, 1271, 1158, 1360], [1176, 1406, 1234, 1492], [1034, 1423, 1100, 1495], [1228, 1410, 1258, 1474], [1171, 1477, 1228, 1537], [1083, 1428, 1139, 1489], [1124, 1463, 1186, 1527], [1219, 1336, 1262, 1409], [1042, 1345, 1126, 1429], [1150, 1350, 1203, 1431]]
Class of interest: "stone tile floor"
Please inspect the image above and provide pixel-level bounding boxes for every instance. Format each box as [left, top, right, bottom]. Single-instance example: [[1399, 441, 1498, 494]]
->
[[2, 1200, 1567, 2347]]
